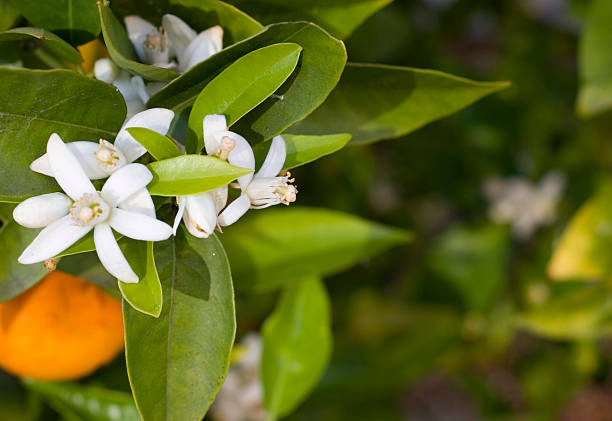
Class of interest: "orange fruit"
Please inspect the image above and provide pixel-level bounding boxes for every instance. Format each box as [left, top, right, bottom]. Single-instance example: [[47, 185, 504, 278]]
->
[[77, 38, 108, 74], [0, 270, 124, 380]]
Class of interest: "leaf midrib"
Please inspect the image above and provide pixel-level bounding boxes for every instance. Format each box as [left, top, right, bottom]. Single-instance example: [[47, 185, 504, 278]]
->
[[0, 111, 118, 137]]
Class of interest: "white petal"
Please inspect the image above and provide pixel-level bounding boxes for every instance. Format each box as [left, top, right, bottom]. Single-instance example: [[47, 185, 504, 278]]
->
[[94, 58, 118, 84], [130, 75, 150, 104], [124, 15, 155, 62], [218, 193, 250, 227], [178, 26, 223, 72], [115, 108, 175, 162], [18, 215, 92, 264], [162, 14, 197, 65], [125, 99, 147, 120], [101, 163, 153, 207], [113, 70, 140, 101], [118, 188, 156, 219], [183, 192, 217, 238], [173, 196, 187, 235], [94, 223, 139, 283], [47, 134, 97, 201], [224, 131, 255, 190], [256, 136, 286, 178], [13, 193, 72, 228], [109, 208, 173, 241], [203, 114, 227, 155], [212, 185, 228, 213], [30, 141, 109, 180]]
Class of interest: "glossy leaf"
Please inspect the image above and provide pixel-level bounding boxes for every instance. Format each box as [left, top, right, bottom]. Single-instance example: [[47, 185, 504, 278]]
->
[[253, 133, 351, 170], [292, 63, 510, 144], [119, 240, 163, 317], [126, 127, 181, 161], [187, 43, 302, 153], [24, 379, 140, 421], [98, 1, 178, 81], [0, 68, 125, 202], [0, 0, 20, 32], [262, 276, 332, 419], [149, 22, 346, 143], [124, 227, 235, 421], [548, 183, 612, 282], [0, 219, 48, 302], [0, 27, 83, 65], [146, 155, 253, 196], [577, 0, 612, 117], [226, 0, 393, 39], [10, 0, 100, 45], [221, 207, 411, 292]]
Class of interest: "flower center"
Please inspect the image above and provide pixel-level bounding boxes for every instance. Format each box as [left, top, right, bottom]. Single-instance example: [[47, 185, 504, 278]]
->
[[143, 27, 171, 66], [218, 136, 235, 161], [246, 172, 298, 209], [69, 193, 110, 227], [95, 139, 126, 173]]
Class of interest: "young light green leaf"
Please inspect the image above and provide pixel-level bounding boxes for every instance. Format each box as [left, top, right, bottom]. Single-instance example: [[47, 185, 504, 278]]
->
[[221, 207, 411, 292], [187, 43, 302, 153], [119, 240, 163, 317], [0, 68, 125, 202], [548, 182, 612, 282], [292, 63, 510, 144], [149, 22, 346, 144], [226, 0, 393, 39], [24, 379, 140, 421], [0, 219, 48, 302], [262, 276, 332, 419], [253, 133, 351, 171], [97, 1, 178, 81], [577, 0, 612, 117], [126, 127, 181, 161], [0, 0, 19, 32], [0, 27, 83, 65], [124, 228, 235, 421], [10, 0, 100, 45], [147, 155, 253, 196]]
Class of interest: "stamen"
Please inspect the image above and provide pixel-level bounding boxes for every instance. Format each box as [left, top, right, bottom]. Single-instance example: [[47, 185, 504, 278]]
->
[[69, 193, 110, 227], [142, 27, 171, 66], [218, 136, 235, 160], [95, 139, 122, 171]]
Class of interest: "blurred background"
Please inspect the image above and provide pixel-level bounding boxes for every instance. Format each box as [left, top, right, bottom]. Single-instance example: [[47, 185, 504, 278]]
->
[[4, 0, 612, 419]]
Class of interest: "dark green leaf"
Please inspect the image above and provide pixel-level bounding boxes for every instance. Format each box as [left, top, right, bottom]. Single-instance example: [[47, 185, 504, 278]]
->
[[0, 202, 15, 222], [0, 68, 125, 202], [253, 133, 351, 170], [10, 0, 100, 45], [292, 63, 510, 144], [126, 127, 181, 161], [262, 276, 332, 418], [119, 240, 163, 317], [187, 43, 302, 153], [0, 27, 83, 65], [124, 228, 235, 421], [0, 0, 19, 32], [147, 155, 253, 196], [221, 207, 411, 292], [98, 1, 178, 81]]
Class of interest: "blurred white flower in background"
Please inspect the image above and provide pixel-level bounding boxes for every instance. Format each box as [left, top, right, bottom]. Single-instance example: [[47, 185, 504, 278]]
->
[[211, 334, 266, 421], [483, 171, 566, 240]]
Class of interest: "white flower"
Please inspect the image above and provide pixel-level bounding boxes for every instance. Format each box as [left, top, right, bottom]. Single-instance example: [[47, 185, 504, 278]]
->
[[483, 171, 565, 239], [211, 334, 266, 421], [217, 133, 297, 227], [14, 134, 173, 283]]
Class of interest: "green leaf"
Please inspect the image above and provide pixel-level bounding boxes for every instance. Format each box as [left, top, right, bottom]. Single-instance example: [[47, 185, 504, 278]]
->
[[292, 63, 510, 144], [577, 0, 612, 117], [24, 380, 140, 421], [97, 1, 178, 81], [548, 182, 612, 282], [225, 0, 393, 39], [119, 240, 163, 317], [0, 27, 83, 65], [149, 22, 347, 143], [187, 43, 302, 153], [253, 133, 351, 170], [0, 0, 20, 32], [146, 155, 253, 196], [0, 202, 15, 222], [262, 276, 332, 419], [126, 127, 181, 161], [124, 228, 235, 421], [221, 207, 411, 292], [167, 0, 262, 45], [10, 0, 100, 45], [0, 68, 126, 202], [0, 219, 48, 302]]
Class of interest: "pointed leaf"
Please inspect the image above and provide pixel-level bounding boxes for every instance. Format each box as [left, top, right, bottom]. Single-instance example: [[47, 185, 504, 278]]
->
[[0, 27, 82, 65], [126, 127, 181, 161], [292, 63, 510, 144], [0, 0, 19, 32], [119, 240, 163, 317]]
